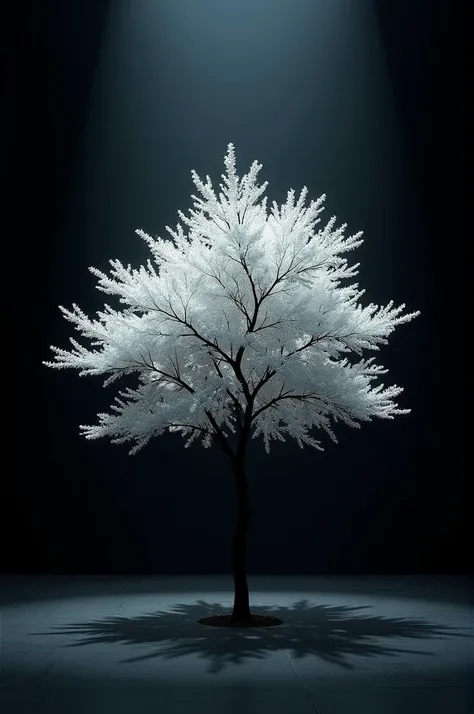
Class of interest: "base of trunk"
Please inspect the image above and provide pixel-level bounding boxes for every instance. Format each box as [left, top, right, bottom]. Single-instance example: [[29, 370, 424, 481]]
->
[[198, 614, 283, 628]]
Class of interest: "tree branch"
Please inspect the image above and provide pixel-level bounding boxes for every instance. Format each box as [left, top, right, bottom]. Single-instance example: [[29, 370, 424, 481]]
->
[[250, 366, 276, 400], [251, 389, 323, 422], [137, 352, 195, 394], [205, 410, 237, 466]]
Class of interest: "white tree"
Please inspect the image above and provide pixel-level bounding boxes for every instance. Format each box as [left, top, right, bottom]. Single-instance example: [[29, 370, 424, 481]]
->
[[44, 144, 419, 627]]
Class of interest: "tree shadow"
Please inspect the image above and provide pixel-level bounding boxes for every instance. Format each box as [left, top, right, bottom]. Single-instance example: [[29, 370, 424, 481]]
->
[[32, 599, 472, 674]]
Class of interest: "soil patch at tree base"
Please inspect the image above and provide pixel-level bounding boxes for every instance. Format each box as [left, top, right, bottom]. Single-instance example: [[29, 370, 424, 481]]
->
[[198, 614, 283, 627]]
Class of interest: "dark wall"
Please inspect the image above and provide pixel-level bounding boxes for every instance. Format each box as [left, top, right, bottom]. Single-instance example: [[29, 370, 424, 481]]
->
[[8, 0, 466, 575]]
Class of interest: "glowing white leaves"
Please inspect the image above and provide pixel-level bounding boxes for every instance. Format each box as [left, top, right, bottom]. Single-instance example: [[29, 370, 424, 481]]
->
[[44, 144, 419, 457]]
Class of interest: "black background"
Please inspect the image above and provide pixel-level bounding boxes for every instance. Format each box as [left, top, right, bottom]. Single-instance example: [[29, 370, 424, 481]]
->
[[8, 0, 466, 575]]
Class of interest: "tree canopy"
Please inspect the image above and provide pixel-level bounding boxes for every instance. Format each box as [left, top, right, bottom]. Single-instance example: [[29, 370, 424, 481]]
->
[[44, 144, 419, 458]]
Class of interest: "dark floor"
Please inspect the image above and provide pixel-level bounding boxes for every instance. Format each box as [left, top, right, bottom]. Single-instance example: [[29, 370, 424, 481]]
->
[[1, 575, 472, 713]]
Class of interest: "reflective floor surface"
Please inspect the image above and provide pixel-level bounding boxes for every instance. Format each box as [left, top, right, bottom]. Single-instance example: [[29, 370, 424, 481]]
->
[[1, 575, 472, 713]]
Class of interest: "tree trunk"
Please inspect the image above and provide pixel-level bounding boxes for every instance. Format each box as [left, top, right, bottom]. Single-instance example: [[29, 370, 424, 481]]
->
[[230, 464, 253, 622]]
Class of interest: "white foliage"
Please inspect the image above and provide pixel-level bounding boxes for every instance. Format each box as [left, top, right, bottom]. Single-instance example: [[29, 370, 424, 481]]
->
[[44, 144, 419, 457]]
